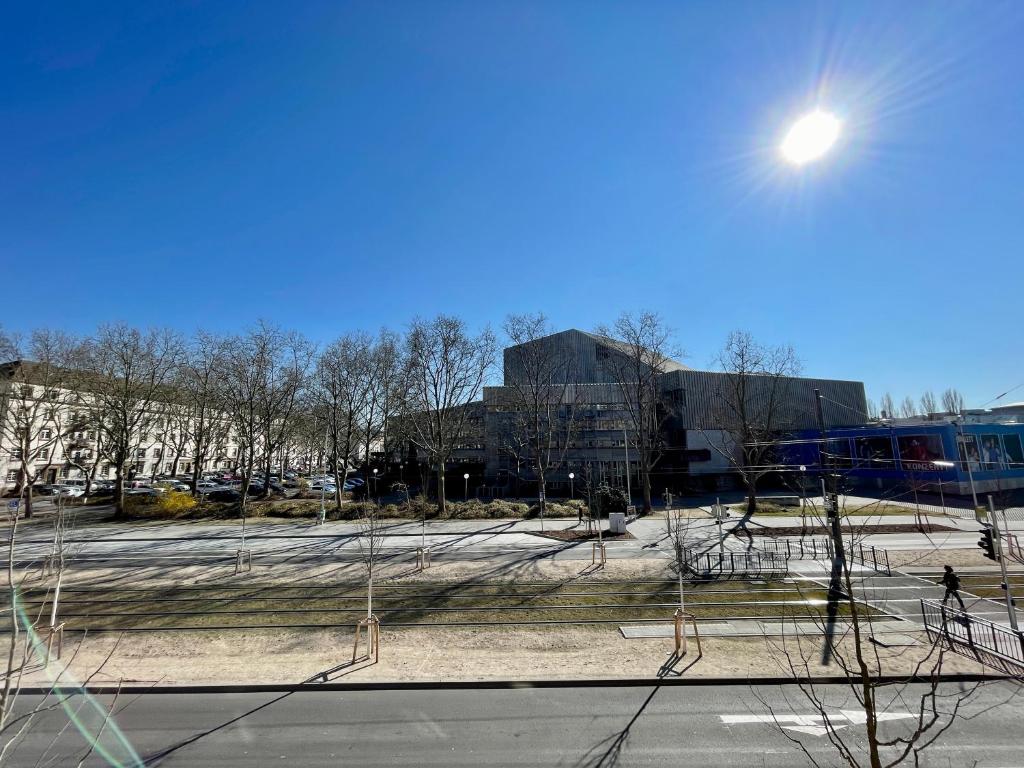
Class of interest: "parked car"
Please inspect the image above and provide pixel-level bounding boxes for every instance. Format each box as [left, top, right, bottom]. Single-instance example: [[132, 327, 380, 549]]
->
[[205, 489, 241, 503], [154, 479, 190, 492], [125, 487, 159, 497], [196, 481, 223, 493]]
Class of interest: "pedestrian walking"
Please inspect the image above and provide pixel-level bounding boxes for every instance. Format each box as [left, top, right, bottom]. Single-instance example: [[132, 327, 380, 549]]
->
[[940, 565, 965, 609]]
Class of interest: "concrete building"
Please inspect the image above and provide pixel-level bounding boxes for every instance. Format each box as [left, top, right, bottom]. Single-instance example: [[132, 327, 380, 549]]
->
[[440, 329, 868, 496]]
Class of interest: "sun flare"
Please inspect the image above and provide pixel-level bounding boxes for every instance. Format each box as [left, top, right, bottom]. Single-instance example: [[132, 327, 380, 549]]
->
[[780, 110, 841, 165]]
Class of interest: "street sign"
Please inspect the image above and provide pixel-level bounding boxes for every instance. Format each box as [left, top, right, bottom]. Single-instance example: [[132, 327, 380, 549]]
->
[[6, 500, 19, 512]]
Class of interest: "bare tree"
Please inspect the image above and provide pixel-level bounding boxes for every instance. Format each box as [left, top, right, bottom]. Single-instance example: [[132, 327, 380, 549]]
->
[[220, 323, 312, 515], [593, 312, 682, 514], [0, 327, 13, 362], [942, 387, 965, 416], [178, 332, 225, 494], [866, 398, 879, 420], [401, 315, 496, 515], [66, 325, 182, 519], [256, 327, 313, 498], [501, 313, 582, 523], [357, 505, 386, 622], [764, 496, 988, 768], [899, 396, 917, 419], [919, 390, 937, 416], [359, 330, 404, 498], [313, 333, 375, 511], [0, 331, 75, 518], [366, 329, 404, 475], [880, 392, 896, 420], [710, 330, 801, 515]]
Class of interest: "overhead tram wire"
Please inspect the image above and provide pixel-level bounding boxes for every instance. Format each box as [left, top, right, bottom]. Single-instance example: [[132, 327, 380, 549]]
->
[[977, 380, 1024, 409]]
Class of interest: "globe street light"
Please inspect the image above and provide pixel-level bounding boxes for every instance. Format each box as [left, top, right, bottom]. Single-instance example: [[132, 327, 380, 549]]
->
[[568, 472, 575, 499], [463, 472, 470, 501]]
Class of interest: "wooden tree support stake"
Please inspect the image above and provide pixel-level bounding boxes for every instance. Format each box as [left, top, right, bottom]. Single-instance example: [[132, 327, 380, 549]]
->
[[416, 547, 431, 570], [352, 615, 381, 664], [673, 609, 702, 656], [35, 622, 65, 663], [592, 542, 607, 566], [235, 548, 252, 574]]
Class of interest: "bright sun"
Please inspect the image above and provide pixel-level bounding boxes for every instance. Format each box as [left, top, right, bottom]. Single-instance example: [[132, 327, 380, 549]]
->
[[780, 110, 841, 165]]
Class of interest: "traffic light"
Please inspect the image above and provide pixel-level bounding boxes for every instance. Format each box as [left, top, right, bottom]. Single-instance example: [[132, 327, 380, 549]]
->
[[978, 526, 996, 561]]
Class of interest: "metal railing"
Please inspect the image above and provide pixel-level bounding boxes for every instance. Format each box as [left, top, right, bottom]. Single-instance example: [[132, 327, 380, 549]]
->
[[753, 537, 889, 574], [755, 537, 831, 561], [847, 542, 891, 575], [681, 548, 788, 578], [920, 598, 1024, 670]]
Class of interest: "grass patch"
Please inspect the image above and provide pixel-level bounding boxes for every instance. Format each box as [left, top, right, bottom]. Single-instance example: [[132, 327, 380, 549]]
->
[[21, 578, 871, 631], [733, 502, 929, 517]]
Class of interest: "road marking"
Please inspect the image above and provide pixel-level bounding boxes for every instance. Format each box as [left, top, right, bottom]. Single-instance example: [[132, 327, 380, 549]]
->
[[721, 710, 914, 737]]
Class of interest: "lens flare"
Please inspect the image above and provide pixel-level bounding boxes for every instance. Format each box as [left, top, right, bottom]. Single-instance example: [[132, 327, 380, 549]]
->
[[780, 110, 841, 165]]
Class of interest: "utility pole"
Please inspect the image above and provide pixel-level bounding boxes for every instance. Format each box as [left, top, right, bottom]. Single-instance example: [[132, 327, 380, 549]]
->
[[988, 495, 1019, 631], [814, 390, 844, 560], [815, 388, 846, 664]]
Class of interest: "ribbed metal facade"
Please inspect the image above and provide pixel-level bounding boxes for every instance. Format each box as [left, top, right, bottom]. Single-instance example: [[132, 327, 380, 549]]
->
[[466, 330, 866, 486], [659, 369, 867, 431]]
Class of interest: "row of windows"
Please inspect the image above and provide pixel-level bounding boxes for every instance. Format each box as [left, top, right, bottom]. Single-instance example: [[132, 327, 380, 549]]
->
[[822, 432, 1024, 472]]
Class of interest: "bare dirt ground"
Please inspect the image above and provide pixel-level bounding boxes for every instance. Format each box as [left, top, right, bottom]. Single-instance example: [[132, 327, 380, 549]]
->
[[25, 622, 987, 688], [888, 548, 997, 569], [17, 556, 996, 686]]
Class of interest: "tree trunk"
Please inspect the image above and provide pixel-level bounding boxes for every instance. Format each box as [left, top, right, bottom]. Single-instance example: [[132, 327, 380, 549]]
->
[[436, 465, 446, 516], [333, 452, 343, 512], [17, 468, 32, 520], [263, 454, 273, 499], [642, 469, 652, 513], [113, 464, 125, 520], [238, 446, 250, 516], [1, 513, 20, 729], [746, 481, 757, 515]]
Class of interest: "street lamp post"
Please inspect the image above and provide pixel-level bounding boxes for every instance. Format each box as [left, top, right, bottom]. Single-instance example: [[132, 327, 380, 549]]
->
[[372, 467, 378, 501], [463, 472, 470, 501], [568, 472, 575, 499], [799, 465, 806, 537]]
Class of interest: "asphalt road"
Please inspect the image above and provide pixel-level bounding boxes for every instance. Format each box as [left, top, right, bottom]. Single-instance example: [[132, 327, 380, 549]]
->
[[9, 682, 1024, 767]]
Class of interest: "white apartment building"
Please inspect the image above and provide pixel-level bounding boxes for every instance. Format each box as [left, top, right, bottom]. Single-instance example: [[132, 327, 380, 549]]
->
[[0, 362, 245, 493]]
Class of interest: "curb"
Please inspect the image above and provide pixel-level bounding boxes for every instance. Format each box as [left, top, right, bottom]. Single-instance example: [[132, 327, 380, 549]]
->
[[18, 673, 1012, 696]]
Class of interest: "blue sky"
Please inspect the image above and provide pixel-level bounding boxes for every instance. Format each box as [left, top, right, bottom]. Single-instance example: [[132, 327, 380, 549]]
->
[[2, 1, 1022, 408]]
